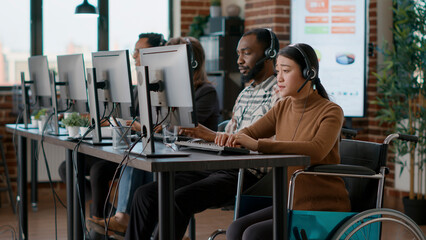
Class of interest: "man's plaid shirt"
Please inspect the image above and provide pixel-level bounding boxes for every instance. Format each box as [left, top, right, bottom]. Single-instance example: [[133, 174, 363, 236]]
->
[[225, 75, 279, 134]]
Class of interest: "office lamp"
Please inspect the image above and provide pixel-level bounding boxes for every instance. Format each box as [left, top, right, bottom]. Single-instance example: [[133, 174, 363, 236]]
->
[[75, 0, 98, 15]]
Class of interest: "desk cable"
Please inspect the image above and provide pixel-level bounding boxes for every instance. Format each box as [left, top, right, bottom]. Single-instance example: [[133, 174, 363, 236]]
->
[[103, 118, 146, 237], [40, 112, 67, 240], [71, 123, 97, 240], [0, 224, 17, 240]]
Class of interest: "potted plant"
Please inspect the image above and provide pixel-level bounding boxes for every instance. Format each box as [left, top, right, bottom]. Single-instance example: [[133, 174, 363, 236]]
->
[[188, 15, 210, 39], [34, 108, 49, 132], [30, 109, 40, 128], [62, 112, 82, 138], [79, 116, 92, 137], [210, 0, 221, 17], [374, 0, 426, 224]]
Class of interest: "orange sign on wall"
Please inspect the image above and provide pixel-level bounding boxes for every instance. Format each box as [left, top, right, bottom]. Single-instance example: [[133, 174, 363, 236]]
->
[[332, 16, 356, 23], [305, 16, 329, 23], [306, 0, 329, 13], [331, 26, 355, 34], [332, 5, 356, 13]]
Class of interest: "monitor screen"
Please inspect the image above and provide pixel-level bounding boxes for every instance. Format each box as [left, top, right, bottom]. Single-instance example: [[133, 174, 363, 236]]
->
[[139, 44, 197, 128], [57, 54, 87, 101], [28, 55, 51, 97], [290, 0, 367, 117], [91, 50, 134, 104]]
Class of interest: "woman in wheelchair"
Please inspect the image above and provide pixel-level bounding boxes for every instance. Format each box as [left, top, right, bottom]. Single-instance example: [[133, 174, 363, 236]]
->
[[216, 43, 351, 239]]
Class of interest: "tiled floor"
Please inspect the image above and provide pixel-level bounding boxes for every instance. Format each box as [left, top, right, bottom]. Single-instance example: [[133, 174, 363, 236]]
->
[[0, 187, 424, 239]]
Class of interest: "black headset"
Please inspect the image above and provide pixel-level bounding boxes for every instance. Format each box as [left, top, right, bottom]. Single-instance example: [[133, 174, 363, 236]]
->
[[289, 44, 317, 92], [264, 28, 277, 59], [185, 38, 198, 69], [289, 44, 317, 80]]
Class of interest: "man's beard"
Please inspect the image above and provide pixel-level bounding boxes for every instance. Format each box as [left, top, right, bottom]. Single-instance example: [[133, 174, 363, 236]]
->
[[241, 60, 265, 83]]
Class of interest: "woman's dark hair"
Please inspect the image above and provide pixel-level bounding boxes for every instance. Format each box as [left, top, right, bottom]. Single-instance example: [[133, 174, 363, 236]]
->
[[278, 43, 329, 100], [166, 36, 208, 89], [138, 33, 167, 47]]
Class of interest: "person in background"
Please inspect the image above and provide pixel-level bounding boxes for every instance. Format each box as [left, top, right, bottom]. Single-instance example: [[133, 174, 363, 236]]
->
[[86, 33, 166, 238], [124, 28, 280, 240], [89, 35, 220, 239], [222, 43, 350, 240]]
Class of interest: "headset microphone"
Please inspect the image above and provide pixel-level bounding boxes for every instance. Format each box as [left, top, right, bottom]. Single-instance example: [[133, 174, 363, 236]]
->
[[290, 44, 317, 93], [297, 78, 310, 93], [254, 55, 269, 67], [254, 29, 277, 67]]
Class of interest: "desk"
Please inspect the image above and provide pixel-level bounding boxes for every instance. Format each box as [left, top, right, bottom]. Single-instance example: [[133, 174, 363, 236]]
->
[[7, 124, 310, 240]]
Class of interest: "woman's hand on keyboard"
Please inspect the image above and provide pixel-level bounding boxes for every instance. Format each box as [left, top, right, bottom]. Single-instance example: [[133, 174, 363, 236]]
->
[[226, 133, 258, 151], [215, 132, 230, 146], [179, 124, 216, 142]]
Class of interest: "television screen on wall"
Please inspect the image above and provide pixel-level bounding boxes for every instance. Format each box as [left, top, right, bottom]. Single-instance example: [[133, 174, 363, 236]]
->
[[291, 0, 367, 117]]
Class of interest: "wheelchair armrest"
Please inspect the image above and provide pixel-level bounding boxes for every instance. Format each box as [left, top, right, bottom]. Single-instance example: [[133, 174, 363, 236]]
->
[[306, 164, 376, 176]]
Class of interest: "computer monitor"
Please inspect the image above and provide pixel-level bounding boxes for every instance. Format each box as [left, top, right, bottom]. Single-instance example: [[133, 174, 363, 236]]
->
[[28, 55, 51, 108], [91, 50, 135, 119], [85, 50, 135, 145], [57, 54, 89, 113], [27, 55, 65, 134], [140, 44, 197, 128], [135, 44, 197, 156]]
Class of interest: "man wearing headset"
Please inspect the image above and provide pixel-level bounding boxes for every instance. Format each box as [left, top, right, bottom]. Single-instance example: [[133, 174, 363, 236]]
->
[[124, 28, 281, 240]]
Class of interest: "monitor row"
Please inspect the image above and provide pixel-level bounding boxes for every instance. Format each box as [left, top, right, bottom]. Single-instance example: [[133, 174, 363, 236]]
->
[[21, 44, 198, 149]]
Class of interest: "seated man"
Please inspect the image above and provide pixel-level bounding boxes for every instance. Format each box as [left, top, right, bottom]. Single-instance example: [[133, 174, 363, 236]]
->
[[85, 33, 167, 237], [124, 28, 281, 240], [88, 35, 221, 239]]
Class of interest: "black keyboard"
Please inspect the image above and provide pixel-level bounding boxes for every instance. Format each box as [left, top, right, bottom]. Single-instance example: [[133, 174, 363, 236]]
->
[[174, 141, 250, 155]]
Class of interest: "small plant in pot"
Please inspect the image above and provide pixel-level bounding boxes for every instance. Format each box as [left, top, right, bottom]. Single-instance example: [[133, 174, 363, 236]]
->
[[79, 116, 92, 138], [210, 0, 221, 17], [62, 112, 82, 138], [30, 109, 40, 128], [34, 108, 49, 132]]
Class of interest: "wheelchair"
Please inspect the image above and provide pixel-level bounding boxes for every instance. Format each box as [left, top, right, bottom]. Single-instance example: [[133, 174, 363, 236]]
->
[[209, 132, 425, 240]]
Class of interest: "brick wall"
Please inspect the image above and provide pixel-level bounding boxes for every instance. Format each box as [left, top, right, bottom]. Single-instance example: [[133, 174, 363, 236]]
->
[[242, 0, 404, 200], [180, 0, 211, 36], [245, 0, 291, 47], [0, 92, 18, 204]]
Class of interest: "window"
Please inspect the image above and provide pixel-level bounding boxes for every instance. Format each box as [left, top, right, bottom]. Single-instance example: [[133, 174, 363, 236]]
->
[[0, 0, 30, 86], [0, 0, 170, 86], [110, 0, 169, 82], [44, 0, 98, 73]]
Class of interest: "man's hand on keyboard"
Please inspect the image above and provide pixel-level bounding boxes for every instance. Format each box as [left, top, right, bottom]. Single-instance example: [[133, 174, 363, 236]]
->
[[179, 124, 216, 142]]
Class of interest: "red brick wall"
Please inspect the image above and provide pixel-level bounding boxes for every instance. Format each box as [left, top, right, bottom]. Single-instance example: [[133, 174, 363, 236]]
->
[[180, 0, 211, 36], [242, 0, 403, 199], [245, 0, 291, 48], [0, 93, 18, 203]]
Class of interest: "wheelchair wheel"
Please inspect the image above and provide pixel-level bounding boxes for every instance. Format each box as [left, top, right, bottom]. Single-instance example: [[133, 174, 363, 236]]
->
[[331, 208, 425, 240]]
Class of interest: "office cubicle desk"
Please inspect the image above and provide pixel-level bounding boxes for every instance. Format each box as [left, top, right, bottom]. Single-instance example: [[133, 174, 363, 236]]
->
[[7, 124, 310, 240]]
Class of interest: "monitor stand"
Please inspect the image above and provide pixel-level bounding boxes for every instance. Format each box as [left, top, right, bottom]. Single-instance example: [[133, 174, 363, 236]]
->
[[85, 67, 112, 146], [48, 70, 68, 136], [133, 66, 190, 158], [47, 127, 68, 136], [20, 72, 35, 129]]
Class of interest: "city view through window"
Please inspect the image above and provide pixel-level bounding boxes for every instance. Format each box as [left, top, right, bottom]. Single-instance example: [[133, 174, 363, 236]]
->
[[0, 0, 169, 86]]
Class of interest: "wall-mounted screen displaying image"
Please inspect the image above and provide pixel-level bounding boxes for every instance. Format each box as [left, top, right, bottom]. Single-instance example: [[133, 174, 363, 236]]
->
[[291, 0, 367, 117]]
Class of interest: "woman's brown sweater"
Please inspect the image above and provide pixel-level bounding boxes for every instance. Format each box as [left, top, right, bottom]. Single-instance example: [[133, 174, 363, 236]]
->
[[240, 91, 351, 212]]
